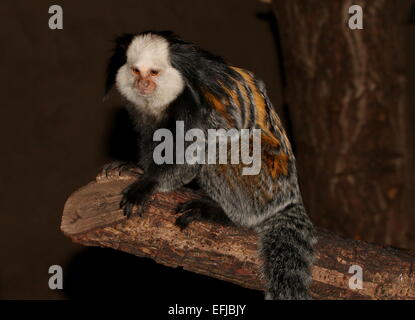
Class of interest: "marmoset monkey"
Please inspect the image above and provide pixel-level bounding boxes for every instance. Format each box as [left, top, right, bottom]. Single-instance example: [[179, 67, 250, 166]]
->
[[104, 31, 315, 300]]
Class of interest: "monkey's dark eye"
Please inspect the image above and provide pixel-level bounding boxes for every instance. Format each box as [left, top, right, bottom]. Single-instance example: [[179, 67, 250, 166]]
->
[[150, 69, 160, 76], [132, 67, 140, 75]]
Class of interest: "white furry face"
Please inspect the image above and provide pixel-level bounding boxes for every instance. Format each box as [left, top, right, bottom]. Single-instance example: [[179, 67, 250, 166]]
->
[[115, 34, 185, 117]]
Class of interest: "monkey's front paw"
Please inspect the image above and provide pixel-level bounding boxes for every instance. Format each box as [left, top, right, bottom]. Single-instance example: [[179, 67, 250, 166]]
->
[[97, 161, 144, 182], [119, 181, 153, 218], [119, 196, 137, 219], [120, 191, 149, 219]]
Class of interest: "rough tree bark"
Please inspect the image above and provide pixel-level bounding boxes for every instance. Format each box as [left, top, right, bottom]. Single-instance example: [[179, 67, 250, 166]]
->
[[271, 0, 414, 249], [61, 174, 415, 300]]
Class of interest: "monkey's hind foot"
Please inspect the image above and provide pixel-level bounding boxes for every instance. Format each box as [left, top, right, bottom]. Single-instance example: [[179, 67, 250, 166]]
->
[[97, 161, 143, 182], [174, 198, 233, 230]]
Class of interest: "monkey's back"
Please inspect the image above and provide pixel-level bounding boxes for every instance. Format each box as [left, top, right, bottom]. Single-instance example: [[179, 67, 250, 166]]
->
[[199, 67, 302, 227]]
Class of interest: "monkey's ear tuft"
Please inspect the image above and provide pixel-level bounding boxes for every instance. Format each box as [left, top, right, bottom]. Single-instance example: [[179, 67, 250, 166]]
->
[[104, 33, 135, 99]]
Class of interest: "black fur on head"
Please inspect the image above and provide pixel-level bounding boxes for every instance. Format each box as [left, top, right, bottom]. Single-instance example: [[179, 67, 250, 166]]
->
[[104, 31, 243, 106], [104, 33, 135, 98]]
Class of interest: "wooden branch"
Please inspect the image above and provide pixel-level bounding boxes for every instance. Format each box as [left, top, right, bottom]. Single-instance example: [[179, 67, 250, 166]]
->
[[61, 174, 415, 300]]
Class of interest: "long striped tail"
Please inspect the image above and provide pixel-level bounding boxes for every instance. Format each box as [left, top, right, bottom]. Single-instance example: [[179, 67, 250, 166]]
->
[[256, 203, 315, 300]]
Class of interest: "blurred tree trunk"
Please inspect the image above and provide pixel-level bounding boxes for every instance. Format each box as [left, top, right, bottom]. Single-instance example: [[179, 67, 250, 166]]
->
[[272, 0, 414, 248]]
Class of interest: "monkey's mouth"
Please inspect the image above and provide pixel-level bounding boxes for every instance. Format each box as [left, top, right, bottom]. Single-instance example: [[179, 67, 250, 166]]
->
[[136, 88, 154, 96]]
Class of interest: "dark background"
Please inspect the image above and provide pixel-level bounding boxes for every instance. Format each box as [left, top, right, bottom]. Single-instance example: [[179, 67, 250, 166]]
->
[[0, 0, 281, 299]]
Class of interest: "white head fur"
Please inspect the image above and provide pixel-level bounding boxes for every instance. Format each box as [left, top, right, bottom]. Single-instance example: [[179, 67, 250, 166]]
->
[[115, 34, 185, 117]]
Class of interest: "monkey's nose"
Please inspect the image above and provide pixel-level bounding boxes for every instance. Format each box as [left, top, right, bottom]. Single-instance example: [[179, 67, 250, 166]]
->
[[141, 80, 150, 88], [137, 79, 155, 95]]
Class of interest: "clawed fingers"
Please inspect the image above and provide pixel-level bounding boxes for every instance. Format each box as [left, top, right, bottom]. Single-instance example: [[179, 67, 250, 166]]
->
[[97, 161, 144, 182], [120, 193, 149, 219], [174, 208, 202, 230]]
